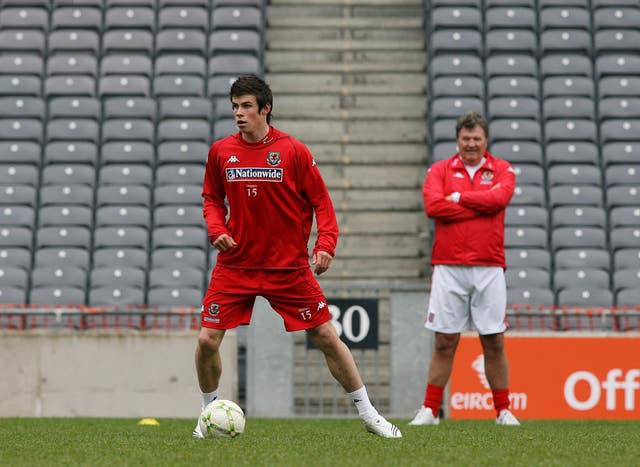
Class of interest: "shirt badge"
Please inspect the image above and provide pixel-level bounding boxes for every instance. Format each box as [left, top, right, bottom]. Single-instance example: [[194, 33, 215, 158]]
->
[[267, 151, 281, 166], [481, 170, 494, 181], [227, 155, 239, 163], [454, 171, 464, 178]]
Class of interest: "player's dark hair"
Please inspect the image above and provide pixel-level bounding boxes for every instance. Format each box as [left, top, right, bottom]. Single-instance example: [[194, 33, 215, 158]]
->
[[230, 75, 273, 124], [456, 111, 488, 139]]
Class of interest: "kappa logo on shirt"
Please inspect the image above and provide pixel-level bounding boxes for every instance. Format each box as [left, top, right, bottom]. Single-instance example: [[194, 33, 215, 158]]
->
[[227, 155, 240, 163], [317, 301, 326, 311]]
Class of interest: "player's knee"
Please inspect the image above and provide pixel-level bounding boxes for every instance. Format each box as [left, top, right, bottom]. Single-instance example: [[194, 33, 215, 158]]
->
[[307, 323, 338, 351], [434, 334, 459, 355], [198, 330, 223, 355]]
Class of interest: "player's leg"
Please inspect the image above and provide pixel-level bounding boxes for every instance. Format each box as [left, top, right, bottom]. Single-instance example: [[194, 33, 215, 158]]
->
[[307, 321, 401, 438], [195, 327, 226, 398], [472, 267, 519, 425]]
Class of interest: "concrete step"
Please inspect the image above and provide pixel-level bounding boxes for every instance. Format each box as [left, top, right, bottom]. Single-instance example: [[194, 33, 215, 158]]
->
[[319, 257, 428, 279], [268, 16, 422, 29], [267, 38, 424, 51], [274, 119, 427, 144], [266, 28, 424, 42], [266, 50, 426, 71], [271, 0, 423, 5], [267, 72, 426, 94], [310, 233, 425, 257], [323, 165, 425, 189], [274, 95, 425, 119], [330, 188, 423, 211], [336, 211, 424, 234], [309, 143, 428, 164]]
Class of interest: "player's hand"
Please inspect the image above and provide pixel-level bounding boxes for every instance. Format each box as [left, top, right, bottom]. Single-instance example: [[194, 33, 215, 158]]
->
[[212, 233, 237, 252], [313, 251, 333, 275]]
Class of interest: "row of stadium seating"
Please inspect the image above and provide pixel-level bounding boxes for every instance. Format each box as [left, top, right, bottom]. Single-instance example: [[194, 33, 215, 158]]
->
[[425, 0, 639, 308]]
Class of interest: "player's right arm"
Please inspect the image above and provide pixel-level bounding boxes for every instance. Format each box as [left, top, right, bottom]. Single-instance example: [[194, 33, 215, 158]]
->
[[202, 142, 234, 246], [423, 163, 478, 222]]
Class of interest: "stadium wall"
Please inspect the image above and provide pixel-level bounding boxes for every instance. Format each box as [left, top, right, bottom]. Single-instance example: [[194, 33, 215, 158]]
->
[[0, 331, 238, 418]]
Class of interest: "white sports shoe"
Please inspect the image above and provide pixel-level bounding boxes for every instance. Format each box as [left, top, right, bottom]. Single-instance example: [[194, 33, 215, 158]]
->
[[496, 409, 520, 426], [192, 417, 204, 438], [364, 413, 402, 438], [408, 406, 440, 426]]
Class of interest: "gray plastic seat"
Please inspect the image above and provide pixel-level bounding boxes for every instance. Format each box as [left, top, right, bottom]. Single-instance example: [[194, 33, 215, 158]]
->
[[47, 54, 97, 77], [0, 142, 41, 165], [506, 268, 550, 289], [486, 7, 535, 31], [29, 286, 85, 306], [0, 286, 27, 305], [39, 184, 93, 207], [156, 29, 206, 55], [610, 207, 640, 228], [149, 266, 204, 288], [98, 164, 153, 187], [510, 184, 545, 206], [598, 76, 640, 99], [546, 142, 599, 166], [488, 76, 538, 98], [152, 247, 206, 270], [0, 185, 37, 207], [49, 30, 99, 55], [102, 30, 153, 55], [155, 54, 206, 77], [602, 142, 640, 166], [557, 288, 614, 308], [506, 248, 551, 271], [486, 54, 537, 78], [617, 289, 640, 308], [159, 7, 208, 30], [486, 29, 536, 56], [489, 119, 541, 143], [101, 141, 155, 166], [103, 97, 156, 120], [31, 265, 87, 289], [44, 142, 98, 166], [0, 7, 48, 30], [0, 53, 43, 76], [605, 165, 640, 186], [90, 266, 146, 289], [0, 118, 43, 143], [0, 29, 45, 54], [0, 164, 38, 186], [44, 76, 96, 97], [102, 118, 154, 143], [0, 247, 32, 270], [0, 76, 41, 97], [596, 54, 640, 79], [36, 226, 91, 248], [544, 119, 597, 143], [95, 205, 151, 228], [543, 97, 595, 120], [211, 6, 263, 31], [504, 226, 547, 249], [153, 75, 205, 96], [507, 287, 555, 306], [0, 226, 32, 248], [555, 248, 611, 272], [147, 287, 202, 307], [548, 165, 601, 187], [98, 75, 151, 97], [594, 7, 640, 30], [157, 142, 208, 165], [429, 54, 483, 79], [611, 227, 640, 251], [614, 248, 640, 270], [601, 119, 640, 144], [213, 119, 237, 139], [549, 185, 603, 208], [155, 165, 204, 186], [92, 247, 148, 269], [433, 76, 484, 99], [552, 227, 607, 252], [154, 205, 203, 227], [88, 286, 145, 307], [208, 54, 260, 76], [613, 268, 640, 293], [38, 205, 92, 228], [105, 7, 155, 31], [159, 97, 212, 120], [431, 97, 484, 120], [431, 141, 457, 162], [599, 98, 640, 120], [512, 164, 544, 185], [34, 247, 89, 270], [93, 226, 149, 250], [0, 97, 45, 119], [100, 54, 152, 77], [157, 119, 210, 143], [0, 266, 28, 289], [152, 226, 207, 250], [46, 118, 99, 143], [430, 29, 482, 57], [96, 185, 151, 207], [543, 76, 594, 98], [51, 7, 101, 31], [595, 30, 640, 56], [540, 7, 590, 31], [506, 206, 548, 228], [0, 204, 36, 227], [488, 97, 539, 120], [541, 54, 592, 79], [554, 268, 610, 292], [552, 206, 606, 229], [49, 97, 100, 120]]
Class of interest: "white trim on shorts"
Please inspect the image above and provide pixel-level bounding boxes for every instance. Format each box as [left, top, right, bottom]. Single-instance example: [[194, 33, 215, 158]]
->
[[425, 264, 507, 335]]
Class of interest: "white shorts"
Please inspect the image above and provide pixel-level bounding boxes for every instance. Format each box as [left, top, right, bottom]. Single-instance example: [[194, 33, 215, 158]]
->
[[425, 265, 507, 335]]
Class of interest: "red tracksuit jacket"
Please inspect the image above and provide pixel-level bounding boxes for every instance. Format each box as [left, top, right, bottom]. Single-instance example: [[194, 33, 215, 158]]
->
[[423, 152, 516, 268], [202, 126, 339, 269]]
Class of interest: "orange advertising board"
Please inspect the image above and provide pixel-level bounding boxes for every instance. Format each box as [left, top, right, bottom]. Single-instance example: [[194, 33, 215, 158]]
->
[[449, 335, 640, 420]]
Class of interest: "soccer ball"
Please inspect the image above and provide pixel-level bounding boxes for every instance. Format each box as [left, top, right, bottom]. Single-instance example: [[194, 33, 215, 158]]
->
[[198, 399, 245, 438]]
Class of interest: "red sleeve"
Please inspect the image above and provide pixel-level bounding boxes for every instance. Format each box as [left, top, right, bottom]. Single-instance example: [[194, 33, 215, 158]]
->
[[459, 162, 516, 213], [202, 141, 230, 241], [295, 141, 338, 257], [423, 162, 478, 222]]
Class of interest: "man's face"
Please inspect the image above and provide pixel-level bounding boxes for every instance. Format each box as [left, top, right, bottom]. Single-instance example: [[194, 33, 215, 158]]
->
[[231, 94, 269, 135], [456, 125, 487, 166]]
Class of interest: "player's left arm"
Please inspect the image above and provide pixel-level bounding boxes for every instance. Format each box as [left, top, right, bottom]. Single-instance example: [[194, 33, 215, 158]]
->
[[458, 163, 516, 213], [296, 142, 338, 267]]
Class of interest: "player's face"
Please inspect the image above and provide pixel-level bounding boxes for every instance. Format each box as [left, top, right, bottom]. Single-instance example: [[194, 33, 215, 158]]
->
[[231, 94, 270, 141], [456, 125, 487, 166]]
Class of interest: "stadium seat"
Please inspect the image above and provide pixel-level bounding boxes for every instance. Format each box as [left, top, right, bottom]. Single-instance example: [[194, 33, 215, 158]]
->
[[557, 288, 614, 308], [0, 142, 41, 166], [610, 207, 640, 228], [0, 185, 37, 207], [504, 227, 547, 249], [211, 6, 263, 31], [49, 30, 99, 55], [34, 247, 89, 270], [606, 186, 639, 209], [506, 268, 550, 289], [98, 165, 153, 187], [36, 226, 91, 249], [598, 76, 640, 99], [429, 54, 483, 79], [551, 227, 607, 251], [39, 184, 93, 207], [30, 265, 87, 289], [610, 227, 640, 251], [0, 266, 29, 290], [546, 142, 599, 165], [95, 205, 151, 228], [0, 247, 32, 270], [92, 247, 148, 270], [103, 97, 156, 121], [151, 226, 208, 250], [38, 205, 93, 228], [555, 248, 611, 271], [103, 30, 153, 55], [93, 226, 149, 250], [486, 7, 536, 31], [486, 54, 537, 78], [506, 206, 548, 228], [548, 185, 603, 208], [547, 165, 601, 187], [551, 206, 606, 229], [156, 29, 207, 56], [506, 248, 551, 270], [100, 142, 155, 166], [90, 266, 146, 290], [29, 286, 85, 306], [105, 6, 155, 31], [88, 286, 145, 308], [488, 76, 539, 98], [151, 247, 207, 270], [149, 266, 204, 289], [44, 142, 98, 166], [511, 164, 544, 185], [49, 97, 101, 120], [507, 287, 555, 307], [0, 163, 39, 185], [613, 268, 640, 293], [554, 268, 610, 292], [429, 29, 483, 57]]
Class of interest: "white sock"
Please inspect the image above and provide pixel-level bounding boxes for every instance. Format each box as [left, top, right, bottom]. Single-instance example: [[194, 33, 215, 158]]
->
[[348, 386, 377, 419], [202, 390, 218, 407]]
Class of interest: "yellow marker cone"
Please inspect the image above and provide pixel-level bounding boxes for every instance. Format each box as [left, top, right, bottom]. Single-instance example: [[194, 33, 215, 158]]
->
[[137, 418, 160, 426]]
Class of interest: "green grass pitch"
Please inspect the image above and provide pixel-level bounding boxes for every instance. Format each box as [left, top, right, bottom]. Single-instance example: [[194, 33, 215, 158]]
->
[[1, 418, 639, 466]]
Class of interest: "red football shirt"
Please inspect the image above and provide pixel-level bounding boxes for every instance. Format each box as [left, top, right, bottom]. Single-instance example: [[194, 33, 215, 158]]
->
[[202, 126, 339, 269]]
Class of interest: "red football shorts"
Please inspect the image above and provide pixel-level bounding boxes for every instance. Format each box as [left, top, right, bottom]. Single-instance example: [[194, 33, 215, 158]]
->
[[201, 265, 331, 332]]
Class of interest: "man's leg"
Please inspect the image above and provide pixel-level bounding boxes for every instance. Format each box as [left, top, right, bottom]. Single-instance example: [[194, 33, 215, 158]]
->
[[480, 332, 519, 424], [193, 327, 226, 438], [410, 332, 459, 425], [306, 321, 401, 438]]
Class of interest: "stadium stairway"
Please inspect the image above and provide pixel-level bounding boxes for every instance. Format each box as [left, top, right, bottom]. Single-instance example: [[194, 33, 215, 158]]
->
[[265, 0, 430, 282]]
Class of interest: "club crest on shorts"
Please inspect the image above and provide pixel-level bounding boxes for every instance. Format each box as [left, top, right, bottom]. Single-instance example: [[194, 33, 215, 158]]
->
[[207, 303, 220, 316], [267, 151, 281, 166]]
